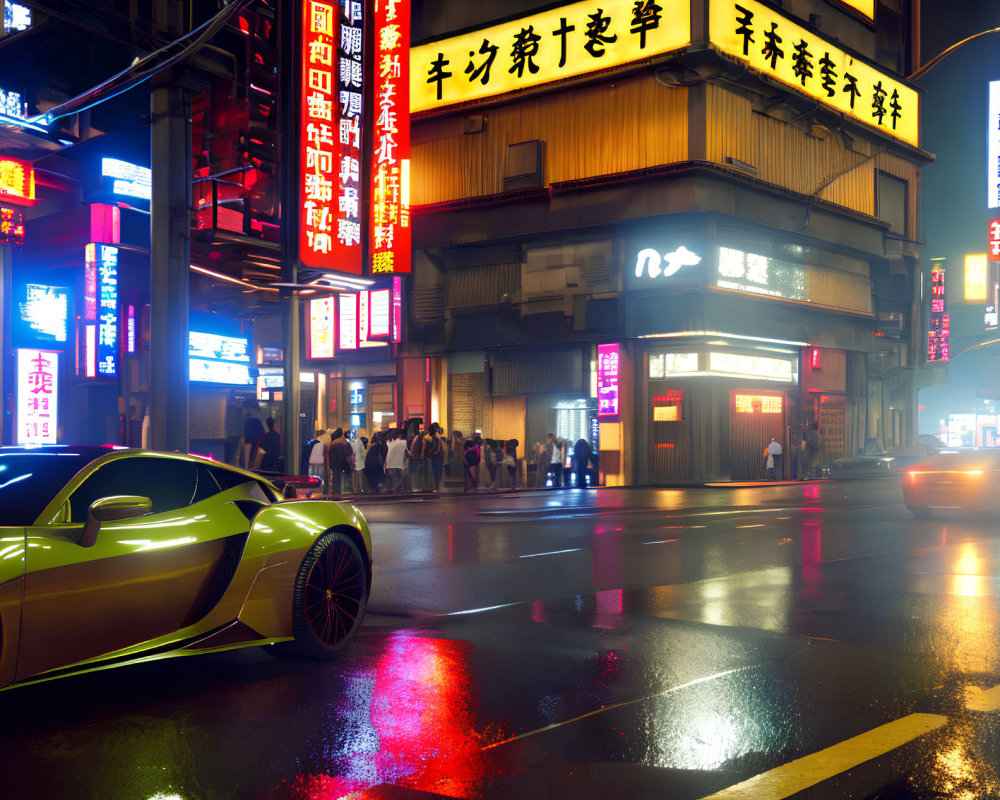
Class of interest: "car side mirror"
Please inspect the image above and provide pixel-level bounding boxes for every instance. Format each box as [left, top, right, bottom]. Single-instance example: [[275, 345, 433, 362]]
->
[[80, 495, 152, 548]]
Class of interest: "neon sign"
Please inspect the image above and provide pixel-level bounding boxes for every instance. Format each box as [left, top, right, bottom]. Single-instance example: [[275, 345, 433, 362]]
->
[[17, 348, 57, 444], [597, 343, 620, 417], [0, 157, 33, 204], [299, 0, 363, 273], [369, 288, 391, 337], [189, 331, 252, 385], [339, 292, 358, 350], [96, 244, 118, 376], [708, 352, 794, 382], [0, 205, 24, 245], [391, 276, 402, 342], [308, 296, 336, 358], [990, 82, 1000, 209], [634, 246, 701, 279], [734, 394, 782, 414], [102, 157, 151, 201], [928, 265, 949, 362], [990, 219, 1000, 260], [370, 0, 410, 274], [18, 284, 68, 342], [3, 3, 31, 35]]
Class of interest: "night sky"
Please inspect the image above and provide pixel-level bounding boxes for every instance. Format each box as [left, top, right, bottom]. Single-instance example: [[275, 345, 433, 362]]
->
[[921, 0, 1000, 66]]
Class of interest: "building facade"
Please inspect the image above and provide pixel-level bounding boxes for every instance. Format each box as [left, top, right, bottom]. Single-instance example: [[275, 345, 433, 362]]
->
[[409, 0, 930, 483]]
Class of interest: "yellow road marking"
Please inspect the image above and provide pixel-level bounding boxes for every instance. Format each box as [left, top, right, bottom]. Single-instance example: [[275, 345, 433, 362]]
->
[[965, 683, 1000, 712], [699, 713, 948, 800]]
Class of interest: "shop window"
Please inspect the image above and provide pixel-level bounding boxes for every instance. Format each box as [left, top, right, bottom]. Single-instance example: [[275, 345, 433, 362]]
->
[[734, 394, 783, 414], [875, 171, 908, 236]]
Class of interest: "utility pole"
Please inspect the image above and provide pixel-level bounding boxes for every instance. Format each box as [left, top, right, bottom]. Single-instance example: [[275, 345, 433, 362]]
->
[[148, 3, 191, 452]]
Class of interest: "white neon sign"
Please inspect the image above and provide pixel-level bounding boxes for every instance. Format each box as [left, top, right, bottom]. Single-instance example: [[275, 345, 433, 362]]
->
[[990, 82, 1000, 209], [102, 158, 152, 201], [635, 246, 702, 279], [709, 352, 794, 382]]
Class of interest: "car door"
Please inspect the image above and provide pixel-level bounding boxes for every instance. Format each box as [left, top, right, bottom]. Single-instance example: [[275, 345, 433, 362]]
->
[[17, 455, 255, 682]]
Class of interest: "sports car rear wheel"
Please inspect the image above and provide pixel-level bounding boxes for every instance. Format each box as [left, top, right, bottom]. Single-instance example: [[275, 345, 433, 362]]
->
[[290, 530, 368, 658]]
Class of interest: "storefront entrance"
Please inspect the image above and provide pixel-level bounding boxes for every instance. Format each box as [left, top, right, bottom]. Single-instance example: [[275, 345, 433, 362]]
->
[[648, 389, 692, 484], [730, 390, 786, 480]]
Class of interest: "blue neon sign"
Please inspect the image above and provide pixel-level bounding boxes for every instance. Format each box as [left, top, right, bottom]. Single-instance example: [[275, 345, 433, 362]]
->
[[97, 245, 118, 376]]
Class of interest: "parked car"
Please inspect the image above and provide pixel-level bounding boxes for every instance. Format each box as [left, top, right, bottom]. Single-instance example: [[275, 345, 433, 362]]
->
[[903, 449, 1000, 517], [829, 435, 947, 480], [0, 445, 372, 689]]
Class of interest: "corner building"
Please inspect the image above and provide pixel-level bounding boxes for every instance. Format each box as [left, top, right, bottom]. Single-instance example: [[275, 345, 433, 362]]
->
[[409, 0, 929, 483]]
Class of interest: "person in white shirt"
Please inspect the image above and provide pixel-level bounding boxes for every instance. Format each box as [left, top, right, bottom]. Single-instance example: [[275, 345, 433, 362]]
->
[[384, 429, 408, 492], [351, 429, 369, 493], [766, 437, 783, 480], [307, 429, 327, 494]]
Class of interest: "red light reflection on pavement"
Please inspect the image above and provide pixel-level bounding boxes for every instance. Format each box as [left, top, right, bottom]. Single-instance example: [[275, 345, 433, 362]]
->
[[276, 633, 495, 799]]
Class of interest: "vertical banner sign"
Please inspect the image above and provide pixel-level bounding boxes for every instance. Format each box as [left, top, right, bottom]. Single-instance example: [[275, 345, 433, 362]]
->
[[391, 275, 402, 342], [83, 243, 98, 378], [339, 292, 359, 350], [989, 82, 1000, 209], [597, 343, 621, 417], [370, 0, 410, 274], [17, 348, 58, 444], [300, 0, 363, 273], [358, 290, 370, 343], [989, 219, 1000, 261], [308, 296, 336, 358], [369, 287, 390, 337], [97, 244, 119, 376], [928, 265, 949, 362]]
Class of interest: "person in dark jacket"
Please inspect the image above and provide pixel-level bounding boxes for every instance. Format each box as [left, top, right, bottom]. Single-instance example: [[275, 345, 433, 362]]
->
[[327, 428, 351, 494], [573, 438, 592, 488], [258, 417, 282, 472], [364, 431, 388, 493]]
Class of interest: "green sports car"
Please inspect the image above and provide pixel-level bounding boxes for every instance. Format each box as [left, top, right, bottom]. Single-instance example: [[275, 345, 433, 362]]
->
[[0, 445, 372, 689]]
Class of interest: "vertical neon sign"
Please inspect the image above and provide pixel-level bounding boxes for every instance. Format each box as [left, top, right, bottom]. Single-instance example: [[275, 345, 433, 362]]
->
[[308, 296, 336, 358], [17, 348, 58, 444], [928, 265, 949, 362], [391, 275, 402, 342], [97, 244, 118, 376], [370, 0, 410, 274], [339, 292, 358, 350], [300, 0, 363, 272], [597, 343, 621, 417]]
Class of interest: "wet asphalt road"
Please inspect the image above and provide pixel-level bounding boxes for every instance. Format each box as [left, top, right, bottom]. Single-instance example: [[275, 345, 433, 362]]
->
[[4, 479, 1000, 799]]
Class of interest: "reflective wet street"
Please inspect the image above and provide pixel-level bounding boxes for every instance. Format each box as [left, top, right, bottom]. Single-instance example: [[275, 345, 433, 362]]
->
[[4, 480, 1000, 799]]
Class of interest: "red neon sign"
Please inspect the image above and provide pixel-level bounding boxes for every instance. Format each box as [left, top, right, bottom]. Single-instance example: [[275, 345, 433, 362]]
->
[[299, 0, 363, 273], [0, 157, 34, 205], [990, 219, 1000, 261], [0, 206, 24, 245], [369, 0, 410, 274]]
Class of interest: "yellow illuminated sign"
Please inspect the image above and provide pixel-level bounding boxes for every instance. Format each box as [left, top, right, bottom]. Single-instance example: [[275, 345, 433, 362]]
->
[[965, 253, 988, 302], [832, 0, 874, 22], [410, 0, 690, 113], [653, 405, 679, 421], [710, 0, 918, 147]]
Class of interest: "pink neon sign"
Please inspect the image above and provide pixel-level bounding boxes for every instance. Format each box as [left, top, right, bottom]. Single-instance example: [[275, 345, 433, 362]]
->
[[597, 343, 620, 417]]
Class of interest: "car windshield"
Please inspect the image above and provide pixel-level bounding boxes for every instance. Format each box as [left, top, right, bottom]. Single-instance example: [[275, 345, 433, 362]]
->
[[0, 451, 98, 527]]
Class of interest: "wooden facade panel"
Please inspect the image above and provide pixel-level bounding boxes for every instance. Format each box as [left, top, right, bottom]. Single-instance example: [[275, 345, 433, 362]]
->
[[412, 75, 689, 206], [485, 395, 527, 460], [705, 84, 919, 232]]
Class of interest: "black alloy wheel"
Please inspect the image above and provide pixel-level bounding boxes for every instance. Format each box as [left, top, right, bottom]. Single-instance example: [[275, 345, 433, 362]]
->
[[290, 530, 368, 657]]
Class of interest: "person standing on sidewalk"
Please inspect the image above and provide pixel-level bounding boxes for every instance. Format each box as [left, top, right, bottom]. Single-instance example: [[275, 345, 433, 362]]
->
[[351, 429, 369, 493], [427, 423, 445, 492], [385, 429, 407, 492], [463, 438, 480, 492], [766, 437, 783, 480], [306, 429, 328, 494], [327, 428, 350, 495]]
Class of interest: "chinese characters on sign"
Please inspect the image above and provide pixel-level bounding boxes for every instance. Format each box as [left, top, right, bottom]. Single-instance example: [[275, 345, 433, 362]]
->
[[370, 0, 410, 274], [964, 253, 987, 302], [0, 86, 25, 119], [710, 0, 918, 147], [17, 348, 57, 445], [0, 156, 33, 204], [716, 246, 806, 300], [102, 157, 151, 201], [734, 394, 782, 414], [410, 0, 690, 113], [928, 264, 949, 362], [989, 219, 1000, 260], [300, 0, 363, 273], [597, 343, 620, 417], [0, 205, 24, 245], [96, 244, 118, 376]]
